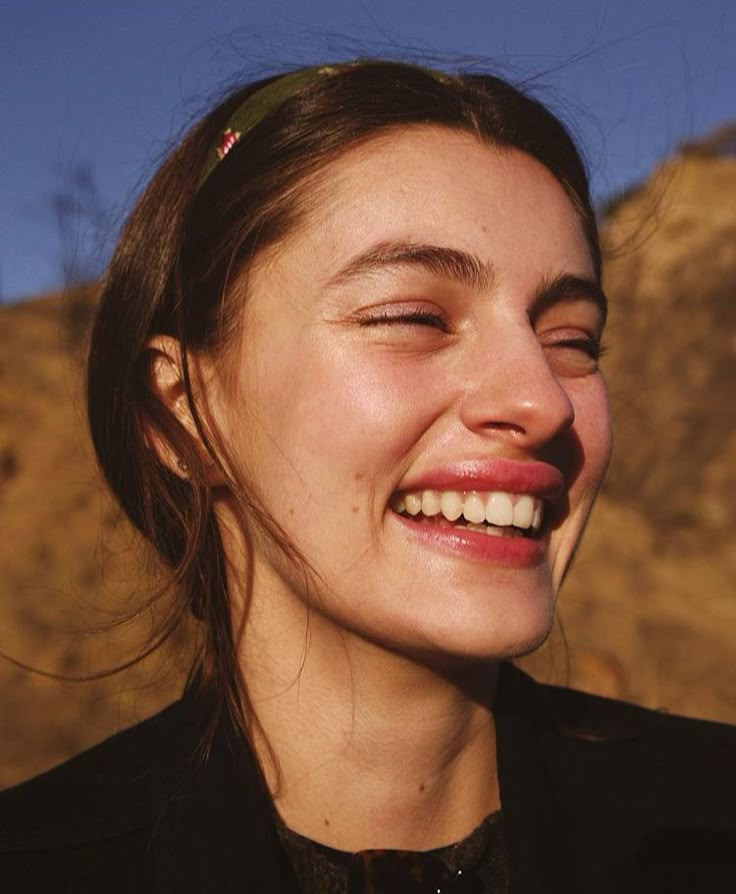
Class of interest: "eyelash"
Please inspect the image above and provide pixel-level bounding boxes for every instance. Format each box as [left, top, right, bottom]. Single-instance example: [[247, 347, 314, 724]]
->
[[551, 336, 607, 361], [360, 310, 450, 331]]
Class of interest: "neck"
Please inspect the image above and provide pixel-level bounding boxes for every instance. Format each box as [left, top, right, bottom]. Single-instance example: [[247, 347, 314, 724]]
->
[[234, 565, 501, 852]]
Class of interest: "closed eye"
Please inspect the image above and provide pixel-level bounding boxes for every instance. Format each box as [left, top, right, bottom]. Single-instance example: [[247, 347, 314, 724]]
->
[[554, 336, 606, 361], [540, 332, 607, 376], [359, 310, 450, 332]]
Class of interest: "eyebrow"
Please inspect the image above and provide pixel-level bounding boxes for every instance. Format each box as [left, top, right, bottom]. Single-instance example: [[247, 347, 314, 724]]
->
[[326, 239, 607, 323], [533, 273, 608, 326], [326, 240, 495, 292]]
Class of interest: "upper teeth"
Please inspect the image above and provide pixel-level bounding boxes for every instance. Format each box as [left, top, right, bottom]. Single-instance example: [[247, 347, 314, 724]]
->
[[391, 490, 544, 531]]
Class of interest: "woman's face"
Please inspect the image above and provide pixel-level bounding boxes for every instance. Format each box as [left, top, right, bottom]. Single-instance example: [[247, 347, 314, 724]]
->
[[213, 126, 611, 664]]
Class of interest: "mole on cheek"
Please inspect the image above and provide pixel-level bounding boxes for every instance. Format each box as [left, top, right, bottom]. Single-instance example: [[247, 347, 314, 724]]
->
[[352, 506, 359, 514]]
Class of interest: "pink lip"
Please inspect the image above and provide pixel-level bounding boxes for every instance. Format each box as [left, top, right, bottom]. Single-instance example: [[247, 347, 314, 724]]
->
[[397, 458, 564, 499], [392, 513, 548, 566]]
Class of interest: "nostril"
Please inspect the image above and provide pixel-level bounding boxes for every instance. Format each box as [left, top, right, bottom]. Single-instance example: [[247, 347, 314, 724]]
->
[[477, 420, 527, 436]]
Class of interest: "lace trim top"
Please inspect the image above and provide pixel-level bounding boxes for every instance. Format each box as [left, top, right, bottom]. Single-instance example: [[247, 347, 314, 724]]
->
[[276, 810, 510, 893]]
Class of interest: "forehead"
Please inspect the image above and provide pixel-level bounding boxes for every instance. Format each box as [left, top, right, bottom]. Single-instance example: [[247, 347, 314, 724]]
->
[[254, 126, 593, 290]]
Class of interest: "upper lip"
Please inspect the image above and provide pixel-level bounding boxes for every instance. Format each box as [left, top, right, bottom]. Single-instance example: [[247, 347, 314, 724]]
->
[[395, 458, 565, 500]]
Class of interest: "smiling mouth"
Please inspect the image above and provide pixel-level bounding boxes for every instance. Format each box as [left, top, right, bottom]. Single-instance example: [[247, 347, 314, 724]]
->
[[389, 489, 545, 539]]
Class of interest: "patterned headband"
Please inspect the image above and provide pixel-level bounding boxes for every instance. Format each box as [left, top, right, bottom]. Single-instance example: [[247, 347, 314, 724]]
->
[[199, 65, 335, 185], [198, 61, 451, 187]]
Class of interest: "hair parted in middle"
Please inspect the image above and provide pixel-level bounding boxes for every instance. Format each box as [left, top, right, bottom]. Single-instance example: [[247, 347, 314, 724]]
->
[[87, 58, 601, 748]]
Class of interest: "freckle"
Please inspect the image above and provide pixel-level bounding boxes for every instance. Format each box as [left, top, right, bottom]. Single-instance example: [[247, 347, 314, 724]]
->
[[419, 783, 426, 792], [324, 818, 330, 827], [289, 508, 295, 515], [352, 505, 359, 513], [355, 472, 365, 481]]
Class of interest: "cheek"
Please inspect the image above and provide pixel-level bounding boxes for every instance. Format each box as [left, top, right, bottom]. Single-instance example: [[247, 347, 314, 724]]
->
[[570, 375, 613, 494], [239, 341, 445, 502], [550, 377, 610, 588]]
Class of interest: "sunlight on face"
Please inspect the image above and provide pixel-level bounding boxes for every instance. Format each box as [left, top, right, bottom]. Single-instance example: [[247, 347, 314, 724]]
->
[[213, 126, 612, 667]]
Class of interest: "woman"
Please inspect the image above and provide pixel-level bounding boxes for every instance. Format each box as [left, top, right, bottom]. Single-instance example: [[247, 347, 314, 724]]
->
[[1, 60, 733, 893]]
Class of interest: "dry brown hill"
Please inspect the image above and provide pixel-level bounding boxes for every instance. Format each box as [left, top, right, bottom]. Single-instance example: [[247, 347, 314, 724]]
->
[[1, 147, 735, 788], [0, 290, 195, 787], [523, 148, 736, 713], [601, 153, 736, 540]]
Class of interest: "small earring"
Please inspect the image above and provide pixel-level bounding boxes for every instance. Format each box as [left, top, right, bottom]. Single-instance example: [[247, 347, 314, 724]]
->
[[177, 458, 189, 473]]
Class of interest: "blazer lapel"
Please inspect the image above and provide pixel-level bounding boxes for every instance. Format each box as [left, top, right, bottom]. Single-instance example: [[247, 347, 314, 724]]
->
[[150, 693, 299, 893], [495, 663, 610, 893]]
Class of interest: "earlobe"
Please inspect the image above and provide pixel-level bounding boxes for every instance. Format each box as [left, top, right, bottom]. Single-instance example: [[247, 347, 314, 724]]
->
[[143, 335, 222, 484]]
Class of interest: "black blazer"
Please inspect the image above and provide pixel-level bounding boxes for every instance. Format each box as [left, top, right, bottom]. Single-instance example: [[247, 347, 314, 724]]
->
[[1, 663, 734, 892]]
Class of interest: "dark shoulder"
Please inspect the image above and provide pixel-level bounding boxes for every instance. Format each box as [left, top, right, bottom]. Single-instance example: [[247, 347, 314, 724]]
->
[[501, 666, 736, 886], [0, 697, 196, 854], [0, 693, 285, 893], [540, 676, 736, 751], [537, 675, 736, 840], [501, 663, 735, 819]]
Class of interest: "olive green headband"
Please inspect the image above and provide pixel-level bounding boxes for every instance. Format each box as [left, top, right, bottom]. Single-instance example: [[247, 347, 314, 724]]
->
[[199, 61, 451, 187]]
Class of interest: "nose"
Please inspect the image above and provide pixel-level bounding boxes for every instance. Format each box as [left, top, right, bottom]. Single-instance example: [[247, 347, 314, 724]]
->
[[458, 321, 575, 448]]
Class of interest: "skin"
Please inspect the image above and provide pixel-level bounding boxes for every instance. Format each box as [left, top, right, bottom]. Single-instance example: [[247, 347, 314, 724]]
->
[[152, 126, 612, 850]]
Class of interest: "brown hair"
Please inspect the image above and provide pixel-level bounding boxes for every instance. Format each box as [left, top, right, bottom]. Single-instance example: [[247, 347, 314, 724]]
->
[[86, 59, 601, 747]]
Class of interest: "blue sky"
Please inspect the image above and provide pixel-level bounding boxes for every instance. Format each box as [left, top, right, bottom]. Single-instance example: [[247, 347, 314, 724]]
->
[[1, 0, 734, 301]]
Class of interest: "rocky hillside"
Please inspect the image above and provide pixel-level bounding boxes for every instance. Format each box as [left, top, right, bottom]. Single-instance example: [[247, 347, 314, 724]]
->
[[0, 290, 197, 788], [522, 146, 736, 714], [1, 143, 735, 788]]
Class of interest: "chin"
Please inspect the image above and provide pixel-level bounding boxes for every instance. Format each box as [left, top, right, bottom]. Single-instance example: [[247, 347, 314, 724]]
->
[[398, 593, 557, 667]]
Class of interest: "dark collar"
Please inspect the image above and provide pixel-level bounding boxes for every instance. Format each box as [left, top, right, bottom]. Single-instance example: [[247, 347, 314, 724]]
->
[[151, 663, 608, 893], [150, 692, 297, 893], [495, 662, 607, 893]]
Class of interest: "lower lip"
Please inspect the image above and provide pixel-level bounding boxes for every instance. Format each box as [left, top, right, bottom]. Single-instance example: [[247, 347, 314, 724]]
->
[[391, 512, 548, 567]]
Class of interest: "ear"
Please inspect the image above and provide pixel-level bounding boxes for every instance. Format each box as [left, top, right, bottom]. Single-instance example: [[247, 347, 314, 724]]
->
[[144, 335, 223, 484]]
